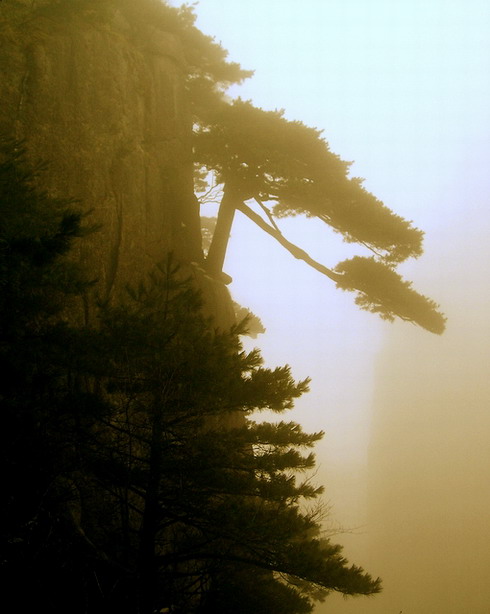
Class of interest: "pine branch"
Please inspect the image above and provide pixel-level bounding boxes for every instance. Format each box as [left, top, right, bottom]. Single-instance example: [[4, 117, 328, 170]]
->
[[236, 200, 341, 283]]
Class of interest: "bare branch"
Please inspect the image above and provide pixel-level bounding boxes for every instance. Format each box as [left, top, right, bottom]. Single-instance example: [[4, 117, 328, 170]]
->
[[236, 201, 342, 283], [253, 196, 281, 232]]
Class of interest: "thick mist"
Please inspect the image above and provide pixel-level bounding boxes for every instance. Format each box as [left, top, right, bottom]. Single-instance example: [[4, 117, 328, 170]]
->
[[324, 194, 490, 612]]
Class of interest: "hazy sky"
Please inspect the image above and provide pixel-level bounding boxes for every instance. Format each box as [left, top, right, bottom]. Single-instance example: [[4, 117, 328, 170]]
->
[[186, 0, 490, 454], [171, 1, 490, 610], [193, 0, 490, 222]]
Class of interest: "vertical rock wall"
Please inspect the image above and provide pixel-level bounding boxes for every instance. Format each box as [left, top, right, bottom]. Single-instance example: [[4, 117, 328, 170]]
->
[[0, 1, 231, 321]]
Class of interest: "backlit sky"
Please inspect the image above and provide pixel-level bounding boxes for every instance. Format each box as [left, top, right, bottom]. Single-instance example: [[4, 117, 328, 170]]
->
[[169, 1, 490, 610]]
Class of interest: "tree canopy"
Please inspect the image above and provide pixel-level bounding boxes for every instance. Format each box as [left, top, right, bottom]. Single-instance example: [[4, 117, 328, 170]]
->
[[194, 99, 445, 334]]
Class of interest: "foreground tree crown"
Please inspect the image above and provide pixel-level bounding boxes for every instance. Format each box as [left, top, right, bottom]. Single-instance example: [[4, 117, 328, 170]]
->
[[1, 139, 381, 613]]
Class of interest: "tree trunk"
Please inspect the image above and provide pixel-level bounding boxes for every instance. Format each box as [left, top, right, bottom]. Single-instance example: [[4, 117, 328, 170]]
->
[[138, 396, 164, 614], [205, 190, 238, 276]]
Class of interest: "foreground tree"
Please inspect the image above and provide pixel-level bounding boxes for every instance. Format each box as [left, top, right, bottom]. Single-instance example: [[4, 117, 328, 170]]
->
[[88, 259, 381, 613], [0, 142, 380, 613], [0, 137, 99, 611]]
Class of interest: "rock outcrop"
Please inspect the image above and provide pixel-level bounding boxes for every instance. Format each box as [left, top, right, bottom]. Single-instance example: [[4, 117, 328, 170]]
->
[[1, 0, 234, 325]]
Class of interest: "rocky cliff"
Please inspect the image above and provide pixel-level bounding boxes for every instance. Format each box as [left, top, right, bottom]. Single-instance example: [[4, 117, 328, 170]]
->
[[0, 0, 234, 325]]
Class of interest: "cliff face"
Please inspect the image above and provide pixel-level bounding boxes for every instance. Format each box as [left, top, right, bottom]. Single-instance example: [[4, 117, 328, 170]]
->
[[1, 1, 233, 321]]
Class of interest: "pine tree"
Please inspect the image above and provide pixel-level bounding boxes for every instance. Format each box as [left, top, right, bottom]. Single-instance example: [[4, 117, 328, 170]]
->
[[0, 136, 99, 611], [79, 259, 381, 613], [194, 99, 445, 334]]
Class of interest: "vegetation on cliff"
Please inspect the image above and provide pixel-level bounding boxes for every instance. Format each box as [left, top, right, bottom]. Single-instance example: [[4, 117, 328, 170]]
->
[[1, 0, 445, 331], [196, 100, 445, 334]]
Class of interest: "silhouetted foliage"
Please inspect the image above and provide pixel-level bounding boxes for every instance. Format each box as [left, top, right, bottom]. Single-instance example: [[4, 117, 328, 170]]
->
[[194, 99, 445, 333], [0, 142, 380, 613], [0, 136, 100, 611], [87, 259, 380, 612], [335, 256, 445, 334]]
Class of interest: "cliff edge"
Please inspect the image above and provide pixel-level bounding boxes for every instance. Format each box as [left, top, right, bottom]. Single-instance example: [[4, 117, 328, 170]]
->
[[0, 0, 233, 324]]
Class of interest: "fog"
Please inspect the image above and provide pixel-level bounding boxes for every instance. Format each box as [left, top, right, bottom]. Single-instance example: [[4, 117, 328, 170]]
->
[[189, 0, 490, 610], [325, 173, 490, 612]]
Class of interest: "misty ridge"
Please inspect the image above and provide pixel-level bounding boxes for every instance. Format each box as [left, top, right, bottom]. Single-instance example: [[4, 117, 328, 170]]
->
[[5, 1, 489, 613]]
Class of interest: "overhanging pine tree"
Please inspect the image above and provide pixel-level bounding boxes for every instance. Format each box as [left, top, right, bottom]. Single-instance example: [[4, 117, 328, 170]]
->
[[195, 99, 445, 334]]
